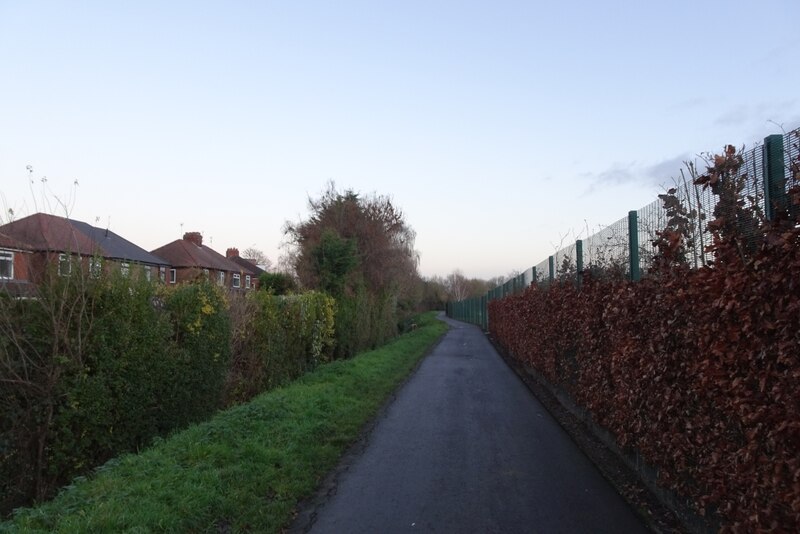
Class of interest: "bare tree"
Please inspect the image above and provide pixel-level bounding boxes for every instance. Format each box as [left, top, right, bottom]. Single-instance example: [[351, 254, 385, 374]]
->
[[241, 247, 273, 271], [445, 270, 469, 301]]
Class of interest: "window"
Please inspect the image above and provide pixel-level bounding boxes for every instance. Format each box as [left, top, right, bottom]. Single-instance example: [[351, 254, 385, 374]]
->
[[203, 268, 209, 278], [159, 266, 166, 282], [58, 253, 72, 276], [89, 257, 103, 278], [120, 262, 130, 277], [232, 273, 241, 288], [144, 266, 152, 281], [245, 275, 251, 289], [170, 268, 177, 284], [0, 250, 13, 279], [218, 271, 225, 286]]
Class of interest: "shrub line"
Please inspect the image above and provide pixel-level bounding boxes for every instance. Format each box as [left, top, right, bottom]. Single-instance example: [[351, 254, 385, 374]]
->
[[2, 312, 448, 533]]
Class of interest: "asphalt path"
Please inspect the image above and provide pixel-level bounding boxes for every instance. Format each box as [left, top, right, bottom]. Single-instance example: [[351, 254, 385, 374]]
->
[[299, 314, 649, 533]]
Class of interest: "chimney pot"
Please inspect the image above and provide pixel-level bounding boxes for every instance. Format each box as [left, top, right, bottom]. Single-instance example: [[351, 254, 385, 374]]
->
[[226, 247, 239, 258], [184, 232, 203, 246]]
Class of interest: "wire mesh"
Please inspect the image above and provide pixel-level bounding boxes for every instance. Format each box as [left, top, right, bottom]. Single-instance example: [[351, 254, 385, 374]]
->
[[581, 216, 629, 277], [532, 256, 551, 285], [786, 128, 800, 189], [486, 128, 800, 297]]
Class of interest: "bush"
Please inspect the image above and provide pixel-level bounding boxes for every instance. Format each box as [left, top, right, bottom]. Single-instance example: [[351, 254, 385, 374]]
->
[[489, 143, 800, 532], [0, 275, 230, 516], [332, 287, 396, 359], [258, 272, 297, 295], [224, 290, 335, 406]]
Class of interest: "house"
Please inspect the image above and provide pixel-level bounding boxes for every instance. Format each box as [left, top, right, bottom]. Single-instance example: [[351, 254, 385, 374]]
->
[[225, 248, 264, 290], [152, 232, 257, 290], [0, 213, 170, 284], [0, 230, 35, 297]]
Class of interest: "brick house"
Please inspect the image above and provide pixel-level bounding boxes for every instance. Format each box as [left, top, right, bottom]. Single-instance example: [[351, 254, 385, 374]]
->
[[152, 232, 257, 290], [225, 247, 264, 290], [0, 213, 170, 286], [0, 230, 35, 297]]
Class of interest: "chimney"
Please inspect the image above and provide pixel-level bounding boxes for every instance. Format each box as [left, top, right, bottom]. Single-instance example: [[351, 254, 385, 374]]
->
[[226, 247, 239, 258], [184, 231, 203, 247]]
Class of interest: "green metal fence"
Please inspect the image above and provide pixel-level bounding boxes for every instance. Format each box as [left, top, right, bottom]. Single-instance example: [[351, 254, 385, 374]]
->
[[447, 128, 799, 328]]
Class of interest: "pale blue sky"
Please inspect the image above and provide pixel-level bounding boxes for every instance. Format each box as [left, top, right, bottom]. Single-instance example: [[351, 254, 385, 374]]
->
[[1, 1, 798, 278]]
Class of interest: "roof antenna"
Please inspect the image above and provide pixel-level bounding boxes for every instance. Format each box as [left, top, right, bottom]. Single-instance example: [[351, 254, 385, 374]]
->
[[180, 222, 184, 236]]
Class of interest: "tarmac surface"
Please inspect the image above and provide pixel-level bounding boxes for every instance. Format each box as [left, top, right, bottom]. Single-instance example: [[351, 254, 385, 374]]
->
[[296, 314, 649, 533]]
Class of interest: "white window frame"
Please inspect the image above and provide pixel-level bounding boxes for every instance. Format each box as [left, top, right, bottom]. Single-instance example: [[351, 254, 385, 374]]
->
[[232, 273, 241, 288], [245, 275, 251, 289], [170, 268, 177, 284], [144, 265, 152, 281], [159, 266, 166, 282], [203, 268, 209, 278], [58, 253, 72, 276], [89, 257, 103, 278], [0, 250, 13, 279], [218, 271, 225, 286], [120, 262, 130, 278]]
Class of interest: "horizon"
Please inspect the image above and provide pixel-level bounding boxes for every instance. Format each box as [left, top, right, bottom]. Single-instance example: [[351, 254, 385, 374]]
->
[[2, 1, 799, 280]]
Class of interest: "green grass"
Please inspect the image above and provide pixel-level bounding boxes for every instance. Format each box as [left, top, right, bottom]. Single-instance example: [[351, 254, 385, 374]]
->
[[2, 312, 447, 533]]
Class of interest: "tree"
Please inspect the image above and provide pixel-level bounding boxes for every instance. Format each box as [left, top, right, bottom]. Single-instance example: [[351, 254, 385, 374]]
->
[[445, 270, 469, 302], [418, 275, 447, 311], [283, 183, 420, 356], [258, 271, 297, 295], [241, 247, 273, 271], [283, 182, 418, 298]]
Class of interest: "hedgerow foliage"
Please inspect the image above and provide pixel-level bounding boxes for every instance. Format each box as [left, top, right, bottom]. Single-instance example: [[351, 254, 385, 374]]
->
[[490, 141, 800, 532], [0, 273, 229, 514], [283, 183, 420, 357], [1, 271, 336, 516], [224, 290, 335, 405]]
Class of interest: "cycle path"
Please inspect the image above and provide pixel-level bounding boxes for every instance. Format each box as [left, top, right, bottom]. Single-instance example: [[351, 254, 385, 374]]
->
[[297, 313, 649, 533]]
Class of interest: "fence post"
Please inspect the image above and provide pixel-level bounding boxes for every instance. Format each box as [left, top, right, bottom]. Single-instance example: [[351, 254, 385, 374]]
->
[[628, 210, 641, 281], [482, 294, 488, 331], [764, 134, 786, 220], [548, 255, 555, 284], [576, 239, 584, 288]]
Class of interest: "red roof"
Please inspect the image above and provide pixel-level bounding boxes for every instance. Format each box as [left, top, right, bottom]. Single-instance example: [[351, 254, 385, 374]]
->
[[0, 230, 32, 251], [0, 213, 168, 265], [0, 213, 97, 255], [152, 238, 254, 274]]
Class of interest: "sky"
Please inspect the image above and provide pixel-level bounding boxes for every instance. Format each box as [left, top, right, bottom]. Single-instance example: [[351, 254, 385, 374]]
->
[[1, 1, 798, 280]]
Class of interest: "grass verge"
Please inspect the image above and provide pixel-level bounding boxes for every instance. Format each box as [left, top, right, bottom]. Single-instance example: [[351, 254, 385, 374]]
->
[[2, 311, 447, 533]]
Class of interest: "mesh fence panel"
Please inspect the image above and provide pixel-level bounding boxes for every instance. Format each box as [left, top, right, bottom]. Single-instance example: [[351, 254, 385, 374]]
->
[[582, 215, 629, 277], [786, 128, 800, 189], [636, 199, 666, 272], [492, 128, 800, 293], [555, 241, 578, 281], [533, 256, 550, 284]]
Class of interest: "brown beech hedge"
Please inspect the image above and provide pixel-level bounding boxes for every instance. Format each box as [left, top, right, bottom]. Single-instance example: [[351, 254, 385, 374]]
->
[[490, 147, 800, 532]]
